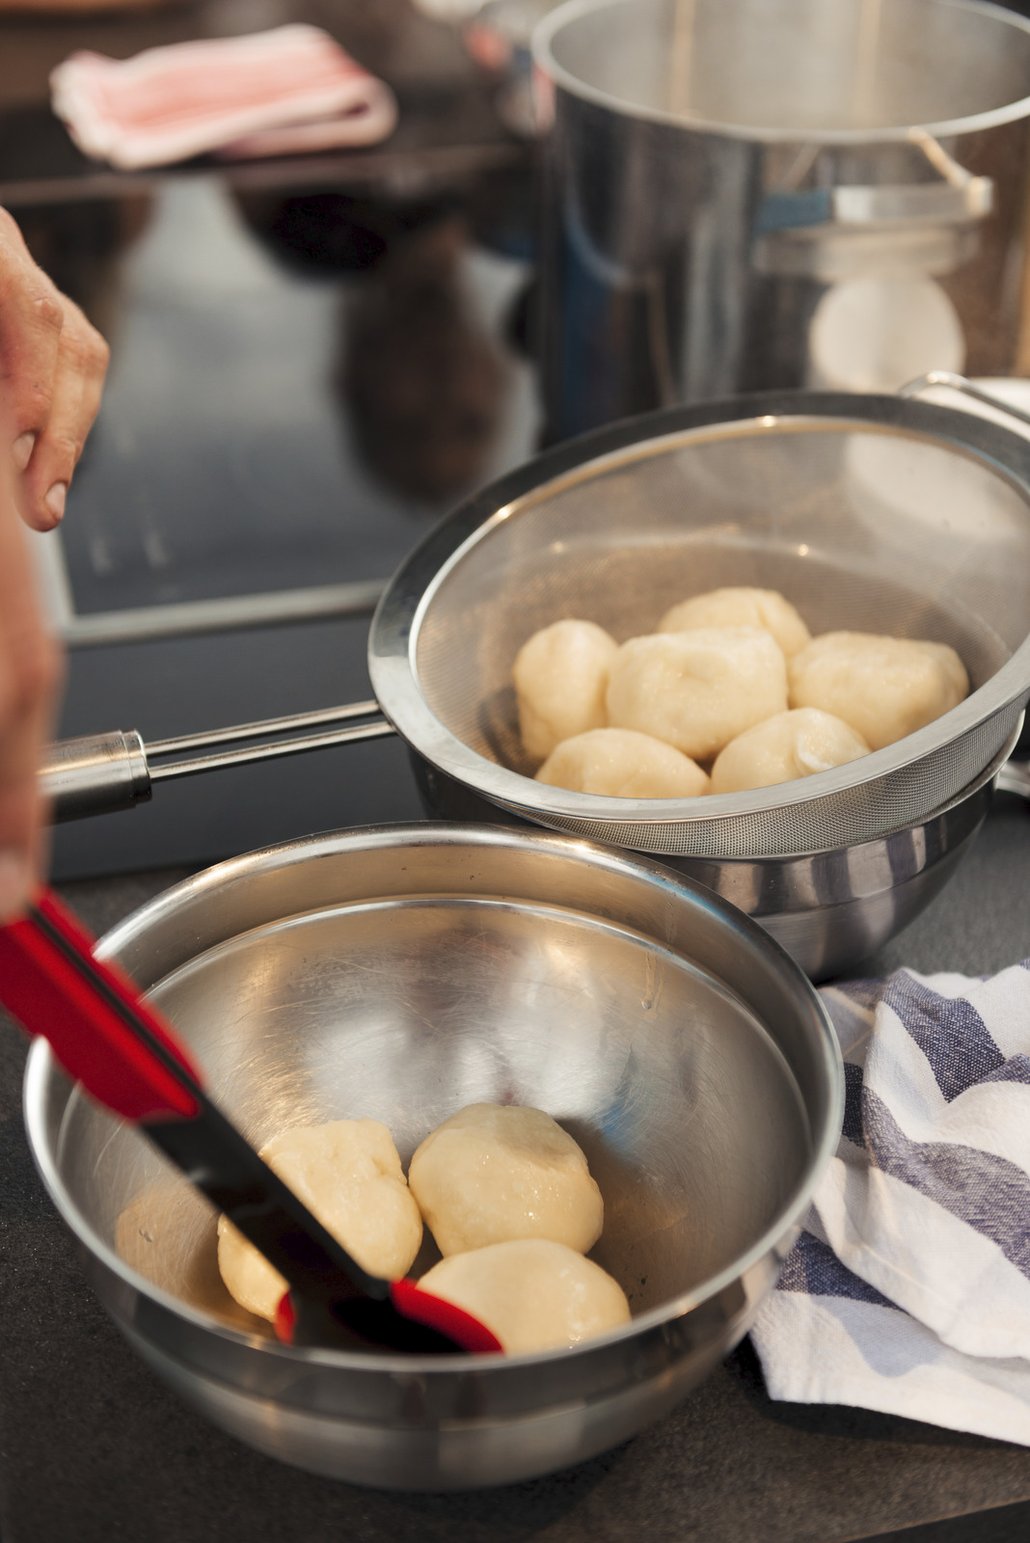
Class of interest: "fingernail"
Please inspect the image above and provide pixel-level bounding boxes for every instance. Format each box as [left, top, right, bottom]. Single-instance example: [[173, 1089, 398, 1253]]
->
[[13, 432, 35, 472], [0, 851, 31, 921], [45, 482, 67, 523]]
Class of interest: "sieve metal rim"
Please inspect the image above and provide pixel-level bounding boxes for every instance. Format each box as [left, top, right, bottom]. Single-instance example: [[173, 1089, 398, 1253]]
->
[[490, 710, 1024, 864], [369, 391, 1030, 857]]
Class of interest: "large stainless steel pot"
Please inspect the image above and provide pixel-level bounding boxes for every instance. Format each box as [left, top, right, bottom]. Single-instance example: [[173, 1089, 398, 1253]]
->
[[534, 0, 1030, 438], [41, 391, 1030, 979], [23, 824, 843, 1489]]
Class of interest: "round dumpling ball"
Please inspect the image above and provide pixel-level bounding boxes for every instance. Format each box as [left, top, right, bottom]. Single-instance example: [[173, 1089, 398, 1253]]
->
[[535, 727, 710, 799], [710, 708, 871, 794], [788, 632, 969, 751], [660, 586, 811, 657], [217, 1120, 422, 1322], [408, 1103, 603, 1258], [513, 619, 619, 762], [606, 627, 788, 762], [419, 1239, 630, 1354]]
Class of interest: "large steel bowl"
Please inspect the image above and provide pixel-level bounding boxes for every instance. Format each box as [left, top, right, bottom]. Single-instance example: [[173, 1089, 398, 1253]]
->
[[413, 721, 1025, 980], [24, 825, 841, 1490]]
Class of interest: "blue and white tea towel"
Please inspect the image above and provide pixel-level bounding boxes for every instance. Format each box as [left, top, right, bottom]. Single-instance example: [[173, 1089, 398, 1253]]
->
[[751, 961, 1030, 1446]]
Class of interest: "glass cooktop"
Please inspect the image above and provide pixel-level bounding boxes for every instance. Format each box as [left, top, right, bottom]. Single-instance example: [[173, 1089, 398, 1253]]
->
[[27, 169, 539, 636], [14, 160, 540, 877]]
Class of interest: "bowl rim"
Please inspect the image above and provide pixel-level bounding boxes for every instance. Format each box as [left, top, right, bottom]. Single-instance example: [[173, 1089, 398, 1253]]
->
[[23, 822, 845, 1374]]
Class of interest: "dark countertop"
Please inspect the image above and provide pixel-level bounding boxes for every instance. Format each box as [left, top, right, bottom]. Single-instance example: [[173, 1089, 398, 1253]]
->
[[1, 2, 1029, 1537]]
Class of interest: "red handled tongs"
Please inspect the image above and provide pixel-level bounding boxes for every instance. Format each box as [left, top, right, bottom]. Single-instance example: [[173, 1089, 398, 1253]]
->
[[0, 889, 501, 1356]]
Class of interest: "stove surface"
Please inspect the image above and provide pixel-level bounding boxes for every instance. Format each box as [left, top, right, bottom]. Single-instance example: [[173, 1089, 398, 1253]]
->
[[15, 161, 540, 878]]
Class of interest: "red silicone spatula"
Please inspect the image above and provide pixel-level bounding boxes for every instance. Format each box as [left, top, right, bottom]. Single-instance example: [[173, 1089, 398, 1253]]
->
[[0, 888, 501, 1356]]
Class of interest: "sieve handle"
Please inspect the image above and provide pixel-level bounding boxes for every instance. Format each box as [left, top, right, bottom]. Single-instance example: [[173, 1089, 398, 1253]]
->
[[897, 372, 1030, 433], [40, 702, 395, 822]]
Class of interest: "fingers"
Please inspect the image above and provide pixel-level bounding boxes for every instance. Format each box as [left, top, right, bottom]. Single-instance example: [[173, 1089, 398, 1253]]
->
[[0, 207, 110, 531], [0, 484, 63, 919], [19, 298, 109, 530]]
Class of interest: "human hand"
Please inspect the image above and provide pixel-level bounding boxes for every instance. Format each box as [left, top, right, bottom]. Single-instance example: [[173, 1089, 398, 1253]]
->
[[0, 208, 108, 916], [0, 206, 109, 530], [0, 466, 62, 919]]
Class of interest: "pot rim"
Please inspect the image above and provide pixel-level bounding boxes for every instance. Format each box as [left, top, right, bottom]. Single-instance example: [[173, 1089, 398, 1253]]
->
[[533, 0, 1030, 143]]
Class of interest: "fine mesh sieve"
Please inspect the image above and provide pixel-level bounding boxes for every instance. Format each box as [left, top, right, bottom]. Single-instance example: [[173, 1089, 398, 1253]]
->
[[369, 392, 1030, 859]]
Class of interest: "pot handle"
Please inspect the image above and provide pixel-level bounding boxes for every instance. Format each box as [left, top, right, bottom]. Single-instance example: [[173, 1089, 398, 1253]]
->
[[40, 702, 395, 822], [757, 134, 993, 237]]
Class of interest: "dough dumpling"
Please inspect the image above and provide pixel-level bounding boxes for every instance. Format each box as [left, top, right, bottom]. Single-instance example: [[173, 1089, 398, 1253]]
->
[[536, 727, 710, 799], [514, 619, 619, 762], [217, 1120, 422, 1322], [788, 632, 969, 751], [419, 1239, 630, 1354], [660, 587, 811, 657], [606, 627, 788, 762], [408, 1103, 603, 1258], [710, 708, 871, 794]]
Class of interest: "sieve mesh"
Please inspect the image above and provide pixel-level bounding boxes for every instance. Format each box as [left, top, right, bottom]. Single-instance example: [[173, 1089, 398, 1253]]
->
[[372, 403, 1030, 858], [502, 707, 1021, 856]]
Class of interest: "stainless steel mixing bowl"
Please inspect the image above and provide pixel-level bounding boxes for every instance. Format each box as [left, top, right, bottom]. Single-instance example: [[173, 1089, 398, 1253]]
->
[[24, 825, 841, 1490], [414, 719, 1026, 980]]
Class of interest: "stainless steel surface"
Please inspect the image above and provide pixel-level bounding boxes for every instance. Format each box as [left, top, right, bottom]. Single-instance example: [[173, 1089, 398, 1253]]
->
[[40, 730, 152, 819], [43, 706, 394, 820], [146, 719, 394, 784], [533, 0, 1030, 434], [23, 825, 842, 1489], [368, 392, 1030, 859], [413, 722, 1025, 981], [997, 757, 1030, 799], [145, 701, 387, 759], [900, 370, 1030, 430]]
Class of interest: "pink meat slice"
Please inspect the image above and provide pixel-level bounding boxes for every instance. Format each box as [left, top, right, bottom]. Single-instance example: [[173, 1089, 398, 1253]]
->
[[50, 25, 398, 169]]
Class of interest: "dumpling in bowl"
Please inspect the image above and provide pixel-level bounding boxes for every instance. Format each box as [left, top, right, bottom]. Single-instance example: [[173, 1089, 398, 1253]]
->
[[606, 627, 788, 761], [710, 708, 870, 794], [788, 632, 969, 751], [536, 728, 710, 799], [419, 1239, 630, 1354], [514, 619, 619, 762], [659, 586, 811, 657], [408, 1103, 603, 1258], [217, 1120, 422, 1323]]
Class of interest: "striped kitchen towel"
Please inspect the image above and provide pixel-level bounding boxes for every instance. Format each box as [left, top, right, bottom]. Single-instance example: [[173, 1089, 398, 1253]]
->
[[751, 961, 1030, 1446], [50, 27, 398, 171]]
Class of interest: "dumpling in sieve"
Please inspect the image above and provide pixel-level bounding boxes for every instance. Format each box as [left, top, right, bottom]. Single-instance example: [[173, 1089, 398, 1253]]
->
[[217, 1119, 422, 1323], [659, 586, 811, 657], [536, 727, 710, 799], [788, 632, 969, 751], [419, 1239, 630, 1355], [408, 1103, 604, 1258], [710, 708, 871, 794], [606, 627, 789, 762], [514, 619, 619, 762]]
